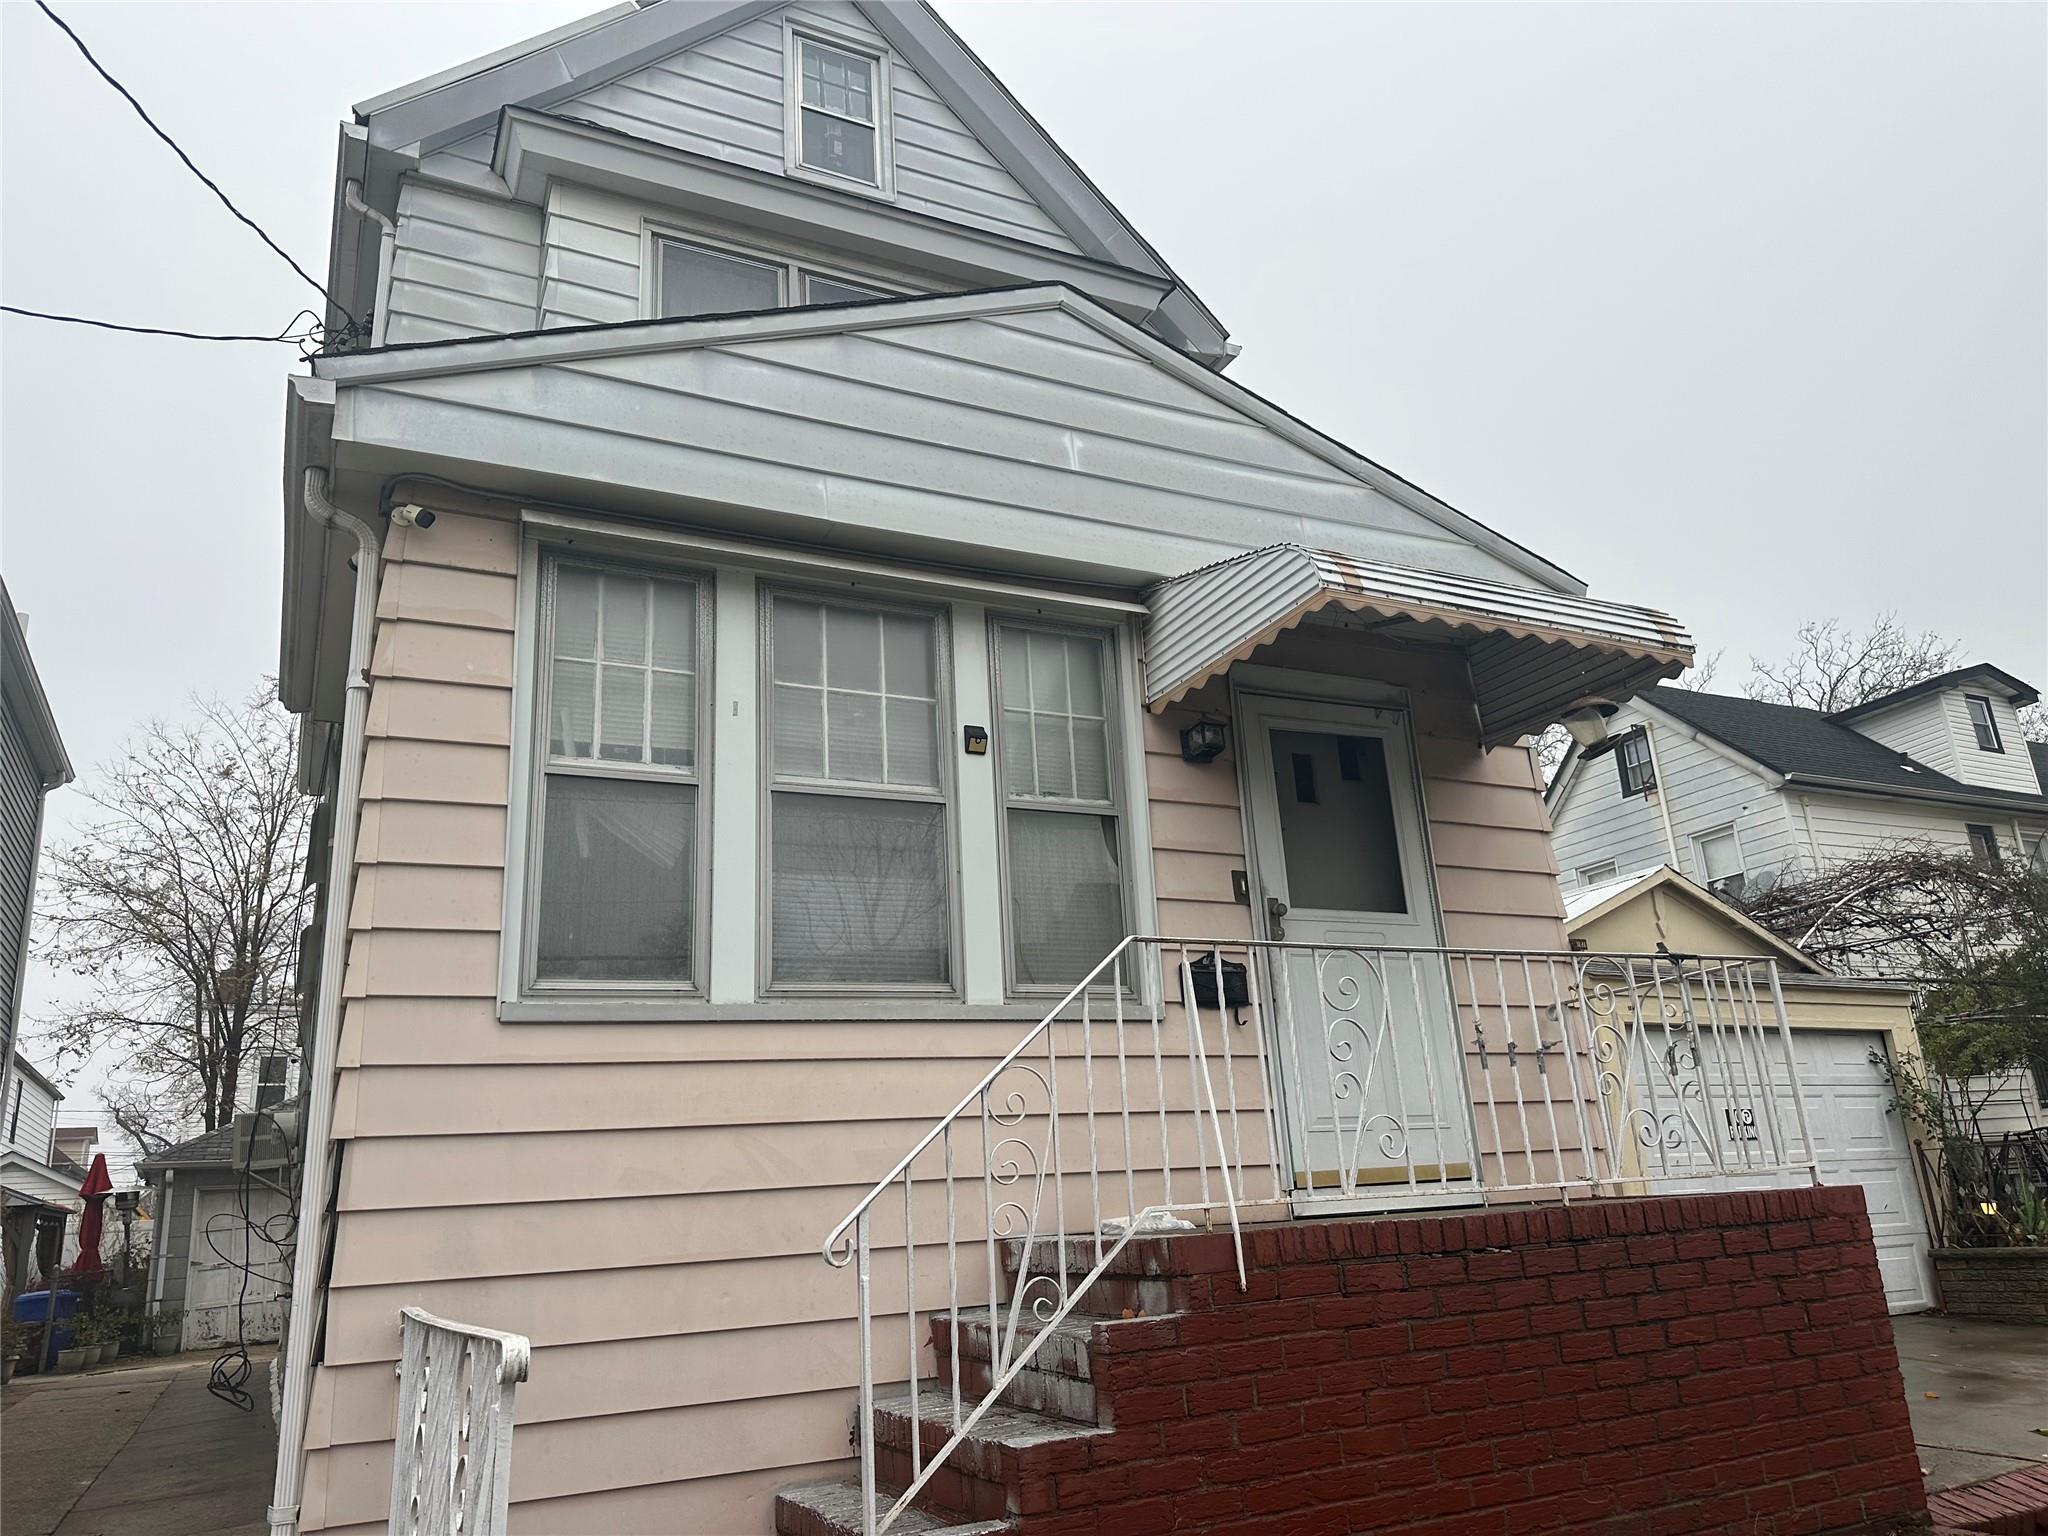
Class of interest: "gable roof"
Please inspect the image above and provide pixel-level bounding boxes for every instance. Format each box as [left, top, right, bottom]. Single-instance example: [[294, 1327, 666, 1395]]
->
[[1642, 685, 2048, 813], [339, 0, 1230, 362], [1830, 663, 2040, 723], [1561, 864, 1824, 973]]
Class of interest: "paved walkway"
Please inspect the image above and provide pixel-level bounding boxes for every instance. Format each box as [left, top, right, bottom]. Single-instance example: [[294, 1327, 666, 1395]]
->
[[1, 1352, 277, 1536], [1894, 1314, 2048, 1494]]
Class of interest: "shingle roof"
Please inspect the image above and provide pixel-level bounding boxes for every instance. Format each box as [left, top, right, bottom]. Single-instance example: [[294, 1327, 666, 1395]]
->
[[136, 1122, 238, 1173], [1644, 686, 2048, 812], [1830, 663, 2039, 721]]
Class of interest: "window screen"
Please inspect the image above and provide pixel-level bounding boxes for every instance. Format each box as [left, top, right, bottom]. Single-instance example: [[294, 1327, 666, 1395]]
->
[[797, 38, 879, 185], [996, 624, 1125, 987], [532, 560, 705, 987], [766, 593, 949, 986], [657, 239, 784, 319]]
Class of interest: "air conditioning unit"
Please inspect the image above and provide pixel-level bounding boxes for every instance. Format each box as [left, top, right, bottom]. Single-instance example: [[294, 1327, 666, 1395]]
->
[[230, 1110, 296, 1171]]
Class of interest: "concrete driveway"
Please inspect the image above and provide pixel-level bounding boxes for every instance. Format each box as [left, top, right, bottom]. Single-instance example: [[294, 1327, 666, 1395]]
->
[[0, 1352, 276, 1536], [1893, 1314, 2048, 1493]]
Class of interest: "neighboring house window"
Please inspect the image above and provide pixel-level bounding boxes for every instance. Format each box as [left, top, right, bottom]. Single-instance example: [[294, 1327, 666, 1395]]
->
[[1577, 861, 1617, 887], [1613, 728, 1655, 798], [1966, 823, 2003, 868], [993, 621, 1128, 989], [1693, 826, 1746, 900], [791, 33, 888, 190], [764, 590, 952, 990], [1965, 694, 2003, 753], [654, 234, 902, 319], [255, 1055, 289, 1110], [527, 556, 710, 991]]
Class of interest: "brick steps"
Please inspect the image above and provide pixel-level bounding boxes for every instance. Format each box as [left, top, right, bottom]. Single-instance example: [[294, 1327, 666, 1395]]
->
[[930, 1308, 1103, 1424], [871, 1387, 1111, 1525], [773, 1477, 1011, 1536], [1927, 1463, 2048, 1534]]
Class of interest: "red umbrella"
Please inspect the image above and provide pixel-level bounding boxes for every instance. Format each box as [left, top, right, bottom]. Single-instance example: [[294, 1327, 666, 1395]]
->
[[72, 1153, 113, 1279]]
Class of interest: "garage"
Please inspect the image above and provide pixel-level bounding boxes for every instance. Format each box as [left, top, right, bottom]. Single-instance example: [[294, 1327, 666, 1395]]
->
[[1566, 866, 1936, 1314]]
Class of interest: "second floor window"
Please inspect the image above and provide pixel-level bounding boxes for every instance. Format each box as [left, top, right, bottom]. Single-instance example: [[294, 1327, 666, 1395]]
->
[[1966, 824, 2003, 868], [1966, 694, 2003, 753], [1614, 728, 1655, 798], [655, 236, 899, 321]]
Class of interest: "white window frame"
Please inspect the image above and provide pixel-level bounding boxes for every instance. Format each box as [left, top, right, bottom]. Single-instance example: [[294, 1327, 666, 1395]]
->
[[1691, 824, 1746, 898], [758, 583, 960, 999], [1577, 861, 1617, 888], [507, 547, 716, 1002], [1965, 823, 2004, 869], [644, 222, 911, 321], [1965, 694, 2004, 753], [989, 615, 1134, 997], [784, 20, 895, 199]]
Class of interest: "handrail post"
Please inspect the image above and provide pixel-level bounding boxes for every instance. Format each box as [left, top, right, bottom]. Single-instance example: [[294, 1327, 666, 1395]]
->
[[856, 1210, 876, 1535]]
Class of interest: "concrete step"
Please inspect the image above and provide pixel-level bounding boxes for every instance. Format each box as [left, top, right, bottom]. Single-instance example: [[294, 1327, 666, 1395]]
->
[[868, 1387, 1111, 1525], [773, 1477, 1011, 1536]]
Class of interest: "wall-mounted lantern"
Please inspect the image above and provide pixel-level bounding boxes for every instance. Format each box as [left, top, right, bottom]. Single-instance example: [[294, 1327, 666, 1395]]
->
[[1179, 719, 1227, 764], [1561, 701, 1619, 753]]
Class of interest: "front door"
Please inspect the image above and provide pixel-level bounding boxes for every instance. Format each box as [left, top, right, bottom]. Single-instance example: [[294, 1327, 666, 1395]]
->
[[1239, 693, 1477, 1204]]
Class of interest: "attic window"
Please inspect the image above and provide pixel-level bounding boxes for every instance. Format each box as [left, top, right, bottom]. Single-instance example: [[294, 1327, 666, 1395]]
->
[[1966, 694, 2004, 753], [791, 33, 890, 193]]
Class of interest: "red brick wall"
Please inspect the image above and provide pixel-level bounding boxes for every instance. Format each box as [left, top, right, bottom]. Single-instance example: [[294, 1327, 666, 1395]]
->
[[1022, 1187, 1929, 1536]]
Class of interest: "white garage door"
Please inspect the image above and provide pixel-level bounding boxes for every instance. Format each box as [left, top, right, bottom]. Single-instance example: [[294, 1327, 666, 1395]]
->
[[1656, 1028, 1934, 1314]]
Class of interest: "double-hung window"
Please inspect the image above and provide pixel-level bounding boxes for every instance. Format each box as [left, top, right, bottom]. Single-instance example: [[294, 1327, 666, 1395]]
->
[[1966, 823, 2003, 869], [1966, 694, 2003, 753], [765, 591, 952, 989], [1693, 826, 1746, 900], [528, 557, 708, 990], [791, 33, 887, 190], [1613, 728, 1655, 797], [654, 234, 902, 319], [994, 622, 1127, 989]]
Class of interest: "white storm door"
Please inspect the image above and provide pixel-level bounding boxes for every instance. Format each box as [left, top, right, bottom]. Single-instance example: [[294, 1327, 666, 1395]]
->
[[1239, 694, 1476, 1203]]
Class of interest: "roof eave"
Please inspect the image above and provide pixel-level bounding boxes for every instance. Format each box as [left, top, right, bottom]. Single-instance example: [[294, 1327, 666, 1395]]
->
[[1778, 772, 2048, 818], [0, 587, 73, 789]]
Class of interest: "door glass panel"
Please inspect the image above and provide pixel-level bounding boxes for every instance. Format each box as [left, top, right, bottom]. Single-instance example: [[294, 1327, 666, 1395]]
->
[[1268, 728, 1406, 913]]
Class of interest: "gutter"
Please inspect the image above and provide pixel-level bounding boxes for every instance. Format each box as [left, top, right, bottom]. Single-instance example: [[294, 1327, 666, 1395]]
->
[[1779, 772, 2048, 820], [343, 180, 396, 350], [268, 469, 379, 1536]]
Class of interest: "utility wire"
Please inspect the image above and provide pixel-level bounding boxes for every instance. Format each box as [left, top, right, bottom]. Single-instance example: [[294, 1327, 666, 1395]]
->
[[0, 304, 321, 345], [32, 0, 359, 328]]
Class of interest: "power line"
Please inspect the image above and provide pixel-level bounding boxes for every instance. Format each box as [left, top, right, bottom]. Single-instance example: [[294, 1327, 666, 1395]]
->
[[32, 0, 358, 328], [1, 304, 321, 345]]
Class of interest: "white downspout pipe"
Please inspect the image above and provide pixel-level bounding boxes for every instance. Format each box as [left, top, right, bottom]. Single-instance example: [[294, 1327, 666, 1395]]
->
[[268, 468, 379, 1536], [1639, 721, 1683, 868], [343, 180, 396, 349], [145, 1168, 173, 1316]]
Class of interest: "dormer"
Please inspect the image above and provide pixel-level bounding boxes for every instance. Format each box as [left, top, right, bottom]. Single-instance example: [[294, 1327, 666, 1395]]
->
[[328, 2, 1232, 366], [1831, 664, 2042, 795]]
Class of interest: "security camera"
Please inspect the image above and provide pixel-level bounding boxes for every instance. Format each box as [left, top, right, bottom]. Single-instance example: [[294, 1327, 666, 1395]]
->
[[390, 503, 436, 530]]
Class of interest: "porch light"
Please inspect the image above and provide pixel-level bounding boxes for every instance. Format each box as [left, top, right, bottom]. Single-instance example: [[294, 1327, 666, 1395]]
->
[[1179, 719, 1227, 764], [1562, 701, 1620, 752]]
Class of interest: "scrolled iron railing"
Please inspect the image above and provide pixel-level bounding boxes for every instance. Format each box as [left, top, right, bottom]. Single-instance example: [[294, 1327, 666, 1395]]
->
[[822, 938, 1818, 1535]]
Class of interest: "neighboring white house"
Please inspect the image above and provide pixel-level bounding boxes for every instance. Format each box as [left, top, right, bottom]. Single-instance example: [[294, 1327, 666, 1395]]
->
[[1547, 664, 2048, 1133]]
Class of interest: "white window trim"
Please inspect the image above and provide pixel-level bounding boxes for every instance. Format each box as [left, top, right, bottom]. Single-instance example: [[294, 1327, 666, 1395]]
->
[[501, 547, 717, 1005], [1690, 824, 1745, 896], [1577, 861, 1617, 888], [640, 221, 913, 322], [989, 613, 1136, 998], [783, 18, 895, 200], [499, 511, 1156, 1021]]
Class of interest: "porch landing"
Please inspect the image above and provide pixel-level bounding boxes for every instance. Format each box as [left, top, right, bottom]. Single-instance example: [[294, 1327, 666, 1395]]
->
[[783, 1187, 1931, 1535]]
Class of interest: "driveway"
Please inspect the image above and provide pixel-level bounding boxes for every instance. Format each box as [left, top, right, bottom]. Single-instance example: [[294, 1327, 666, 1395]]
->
[[1893, 1314, 2048, 1493], [0, 1352, 276, 1536]]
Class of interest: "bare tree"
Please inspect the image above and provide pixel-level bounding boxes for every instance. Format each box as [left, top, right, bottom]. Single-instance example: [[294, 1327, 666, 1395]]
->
[[2017, 701, 2047, 743], [37, 688, 312, 1151], [1534, 650, 1721, 786], [1745, 614, 1961, 713]]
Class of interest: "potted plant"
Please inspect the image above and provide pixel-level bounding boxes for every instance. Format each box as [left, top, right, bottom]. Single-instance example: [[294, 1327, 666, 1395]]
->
[[151, 1309, 184, 1356], [1, 1318, 26, 1384], [74, 1312, 105, 1367]]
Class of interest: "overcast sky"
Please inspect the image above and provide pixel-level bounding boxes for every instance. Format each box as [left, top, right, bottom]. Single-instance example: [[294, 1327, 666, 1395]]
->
[[4, 1, 2044, 1130]]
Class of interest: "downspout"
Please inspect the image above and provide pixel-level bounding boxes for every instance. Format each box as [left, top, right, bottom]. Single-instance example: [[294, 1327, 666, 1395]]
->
[[1639, 721, 1683, 868], [145, 1168, 172, 1315], [268, 468, 379, 1536], [343, 181, 395, 349]]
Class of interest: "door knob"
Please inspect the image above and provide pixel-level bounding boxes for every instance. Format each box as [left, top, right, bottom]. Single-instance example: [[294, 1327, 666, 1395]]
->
[[1265, 896, 1288, 940]]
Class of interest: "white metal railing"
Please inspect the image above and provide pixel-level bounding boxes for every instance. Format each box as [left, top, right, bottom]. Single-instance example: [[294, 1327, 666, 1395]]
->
[[388, 1307, 532, 1536], [820, 937, 1818, 1535]]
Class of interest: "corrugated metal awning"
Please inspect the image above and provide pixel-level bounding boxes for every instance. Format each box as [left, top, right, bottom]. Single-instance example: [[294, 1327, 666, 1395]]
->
[[1144, 545, 1693, 747]]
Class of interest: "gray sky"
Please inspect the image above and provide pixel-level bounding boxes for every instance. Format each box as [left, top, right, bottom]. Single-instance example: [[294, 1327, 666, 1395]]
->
[[4, 1, 2044, 1128]]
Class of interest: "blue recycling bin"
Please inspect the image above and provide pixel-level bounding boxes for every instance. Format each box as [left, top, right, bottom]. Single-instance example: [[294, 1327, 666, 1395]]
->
[[12, 1288, 80, 1357]]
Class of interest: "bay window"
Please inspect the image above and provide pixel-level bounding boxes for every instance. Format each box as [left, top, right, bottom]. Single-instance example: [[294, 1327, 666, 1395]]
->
[[764, 591, 953, 990], [994, 621, 1127, 989]]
